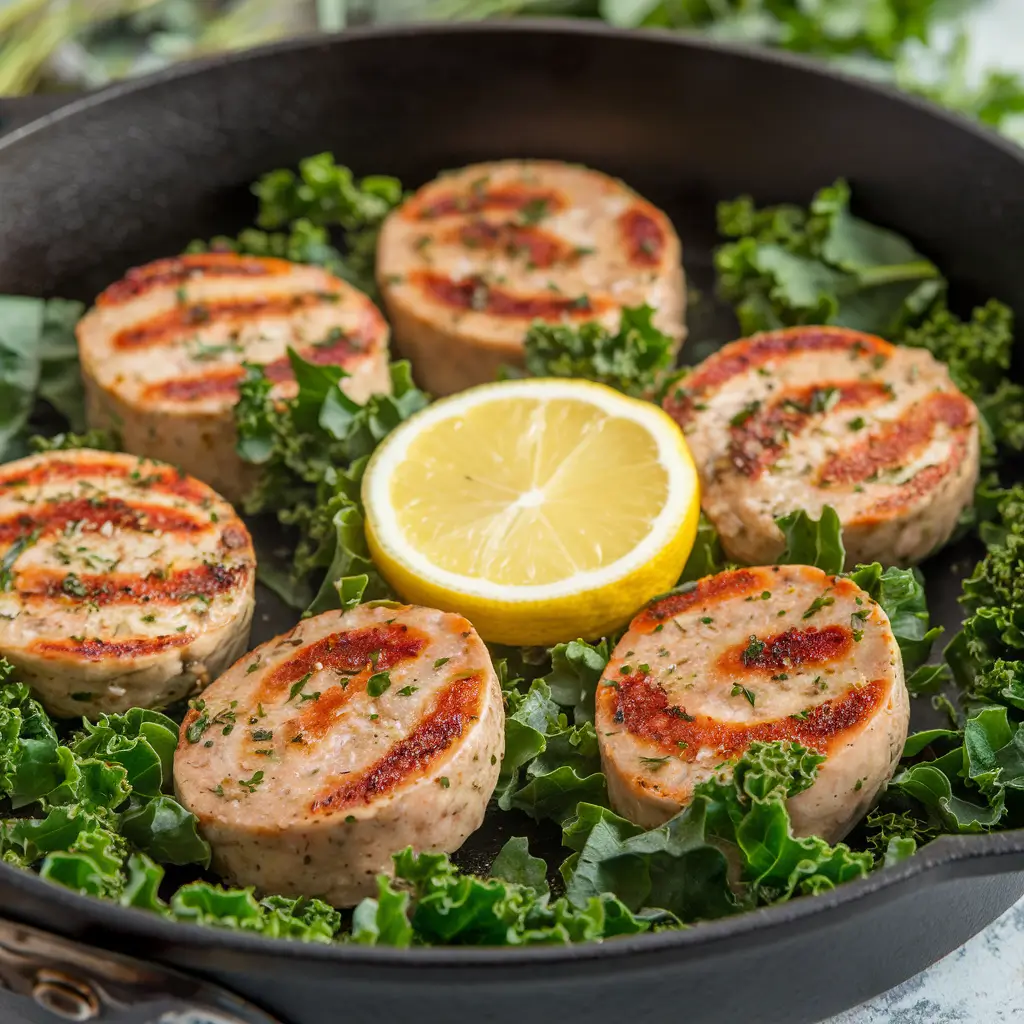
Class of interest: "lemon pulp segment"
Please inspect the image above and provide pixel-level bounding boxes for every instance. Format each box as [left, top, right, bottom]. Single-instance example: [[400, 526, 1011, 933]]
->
[[362, 379, 700, 644], [389, 396, 669, 585]]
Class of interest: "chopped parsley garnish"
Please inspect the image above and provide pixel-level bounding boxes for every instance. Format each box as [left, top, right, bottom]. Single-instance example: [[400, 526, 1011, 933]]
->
[[731, 683, 756, 707], [367, 671, 392, 698], [803, 594, 835, 619], [809, 387, 841, 414], [848, 417, 866, 431], [519, 197, 551, 224], [397, 685, 418, 697], [438, 776, 451, 788], [251, 729, 273, 742], [288, 673, 313, 702], [790, 710, 810, 721], [61, 572, 88, 598], [639, 755, 671, 771], [741, 635, 766, 665], [729, 400, 761, 427], [246, 660, 261, 674], [298, 691, 322, 703], [186, 699, 236, 743], [433, 657, 450, 670], [238, 770, 265, 793], [701, 616, 714, 625]]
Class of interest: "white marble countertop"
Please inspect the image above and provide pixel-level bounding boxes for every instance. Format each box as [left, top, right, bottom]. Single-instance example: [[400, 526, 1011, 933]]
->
[[820, 6, 1024, 1020]]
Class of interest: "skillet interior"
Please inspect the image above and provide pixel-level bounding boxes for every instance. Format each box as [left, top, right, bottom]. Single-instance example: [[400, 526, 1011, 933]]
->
[[2, 21, 1024, 1024]]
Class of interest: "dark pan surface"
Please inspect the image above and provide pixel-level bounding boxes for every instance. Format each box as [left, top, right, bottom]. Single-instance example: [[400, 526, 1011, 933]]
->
[[3, 20, 1024, 1024]]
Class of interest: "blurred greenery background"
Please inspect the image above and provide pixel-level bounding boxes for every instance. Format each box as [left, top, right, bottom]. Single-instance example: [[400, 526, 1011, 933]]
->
[[1, 1, 1022, 140]]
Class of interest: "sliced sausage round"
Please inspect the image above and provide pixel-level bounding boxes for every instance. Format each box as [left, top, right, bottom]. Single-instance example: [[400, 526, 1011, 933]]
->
[[77, 253, 391, 502], [595, 564, 909, 843], [663, 326, 980, 568], [173, 603, 504, 907], [376, 160, 686, 395], [0, 449, 255, 718]]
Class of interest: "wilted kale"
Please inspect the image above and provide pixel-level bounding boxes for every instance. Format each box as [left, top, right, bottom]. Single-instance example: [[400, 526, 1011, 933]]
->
[[189, 153, 403, 295], [352, 740, 870, 945], [0, 295, 87, 462], [495, 642, 609, 828], [902, 299, 1024, 459], [714, 179, 943, 337], [234, 352, 429, 612], [715, 182, 1024, 460], [522, 304, 676, 398]]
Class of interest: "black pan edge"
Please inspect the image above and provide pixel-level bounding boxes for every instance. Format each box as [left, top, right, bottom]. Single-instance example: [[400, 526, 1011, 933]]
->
[[1, 825, 1023, 970], [2, 18, 1022, 166], [1, 18, 1023, 968]]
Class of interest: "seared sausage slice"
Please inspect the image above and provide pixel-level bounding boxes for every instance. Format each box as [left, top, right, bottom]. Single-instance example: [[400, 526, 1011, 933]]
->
[[173, 603, 504, 907], [0, 449, 255, 718], [595, 565, 909, 843], [377, 160, 686, 395], [77, 253, 391, 502], [663, 327, 980, 568]]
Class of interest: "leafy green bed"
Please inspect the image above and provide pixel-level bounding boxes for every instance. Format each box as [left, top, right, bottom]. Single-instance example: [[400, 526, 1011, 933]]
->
[[1, 156, 1024, 946]]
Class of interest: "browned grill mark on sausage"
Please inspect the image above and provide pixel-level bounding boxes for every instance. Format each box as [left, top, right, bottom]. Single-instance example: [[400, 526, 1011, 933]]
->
[[30, 633, 196, 660], [0, 496, 206, 543], [257, 624, 429, 704], [631, 569, 764, 632], [600, 671, 887, 760], [729, 381, 891, 478], [409, 185, 566, 221], [717, 625, 853, 675], [141, 324, 377, 403], [112, 291, 342, 351], [619, 204, 666, 267], [449, 219, 577, 268], [96, 254, 293, 306], [855, 436, 971, 520], [818, 391, 975, 486], [663, 327, 893, 426], [412, 270, 612, 321], [0, 458, 212, 504], [309, 673, 483, 814], [17, 563, 248, 606]]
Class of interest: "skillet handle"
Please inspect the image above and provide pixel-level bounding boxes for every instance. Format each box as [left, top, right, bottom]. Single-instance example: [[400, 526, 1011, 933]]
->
[[0, 915, 283, 1024], [0, 94, 84, 137]]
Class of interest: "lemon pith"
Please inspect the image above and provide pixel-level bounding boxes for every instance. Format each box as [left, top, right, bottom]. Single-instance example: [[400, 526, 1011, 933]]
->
[[362, 379, 701, 645]]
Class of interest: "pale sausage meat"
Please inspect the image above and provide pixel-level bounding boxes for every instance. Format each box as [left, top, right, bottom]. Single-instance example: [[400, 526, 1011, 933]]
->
[[0, 449, 255, 718], [173, 603, 505, 907], [77, 253, 391, 503], [663, 326, 980, 568], [595, 565, 909, 843], [377, 160, 686, 395]]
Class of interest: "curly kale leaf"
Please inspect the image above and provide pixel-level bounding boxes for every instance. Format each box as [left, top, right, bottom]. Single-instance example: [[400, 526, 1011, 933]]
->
[[236, 355, 429, 611], [715, 180, 943, 337], [844, 563, 943, 674], [188, 154, 402, 295], [350, 845, 649, 946], [562, 741, 871, 921], [497, 677, 607, 827], [522, 304, 676, 397], [775, 505, 845, 574], [901, 299, 1024, 460], [0, 295, 87, 460]]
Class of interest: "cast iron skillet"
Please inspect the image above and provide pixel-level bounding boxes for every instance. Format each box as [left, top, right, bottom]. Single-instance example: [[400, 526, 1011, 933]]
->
[[2, 19, 1024, 1024]]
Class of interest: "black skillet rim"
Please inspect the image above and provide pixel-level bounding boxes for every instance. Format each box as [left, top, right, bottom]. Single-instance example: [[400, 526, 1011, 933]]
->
[[1, 16, 1024, 968]]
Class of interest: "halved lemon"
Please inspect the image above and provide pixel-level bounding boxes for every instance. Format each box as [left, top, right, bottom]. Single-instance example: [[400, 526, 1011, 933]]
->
[[362, 378, 700, 645]]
